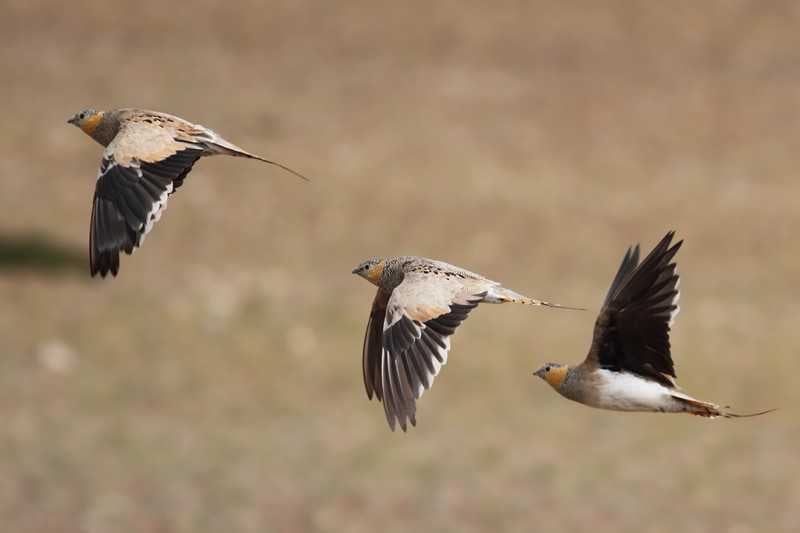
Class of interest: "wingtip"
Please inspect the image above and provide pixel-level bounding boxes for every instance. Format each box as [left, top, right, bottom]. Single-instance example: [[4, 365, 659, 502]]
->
[[384, 409, 416, 432], [657, 230, 675, 247], [89, 257, 120, 279], [397, 416, 415, 433], [660, 230, 683, 250]]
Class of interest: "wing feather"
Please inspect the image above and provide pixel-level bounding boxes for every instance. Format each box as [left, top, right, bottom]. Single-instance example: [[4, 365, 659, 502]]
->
[[360, 271, 487, 431], [89, 138, 202, 277], [362, 289, 390, 401], [585, 231, 682, 387]]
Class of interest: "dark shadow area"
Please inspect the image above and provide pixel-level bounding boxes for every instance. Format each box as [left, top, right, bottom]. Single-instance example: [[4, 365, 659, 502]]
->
[[0, 233, 85, 275]]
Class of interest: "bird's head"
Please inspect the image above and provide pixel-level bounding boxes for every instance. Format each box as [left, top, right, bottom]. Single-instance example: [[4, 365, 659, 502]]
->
[[352, 257, 386, 286], [533, 362, 570, 389], [67, 108, 104, 135]]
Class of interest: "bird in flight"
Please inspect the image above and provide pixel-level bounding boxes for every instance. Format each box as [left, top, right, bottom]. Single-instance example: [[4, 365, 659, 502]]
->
[[68, 108, 309, 278], [353, 256, 582, 431], [533, 231, 774, 418]]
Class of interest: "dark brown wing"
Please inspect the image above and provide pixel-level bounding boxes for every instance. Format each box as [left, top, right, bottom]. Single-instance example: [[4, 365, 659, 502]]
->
[[380, 299, 482, 432], [584, 231, 682, 387], [602, 243, 640, 307], [361, 274, 486, 431], [363, 288, 390, 402], [89, 148, 202, 277]]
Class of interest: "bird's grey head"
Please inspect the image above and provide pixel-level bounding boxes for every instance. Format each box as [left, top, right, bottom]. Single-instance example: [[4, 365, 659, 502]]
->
[[533, 362, 569, 388], [67, 108, 100, 127], [352, 257, 386, 285]]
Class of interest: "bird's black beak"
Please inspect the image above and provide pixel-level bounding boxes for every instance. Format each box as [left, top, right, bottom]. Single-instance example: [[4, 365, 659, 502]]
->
[[351, 268, 359, 275], [67, 117, 77, 125]]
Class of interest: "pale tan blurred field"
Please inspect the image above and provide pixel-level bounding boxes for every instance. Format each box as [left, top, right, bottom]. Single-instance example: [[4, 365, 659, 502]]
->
[[1, 1, 799, 532]]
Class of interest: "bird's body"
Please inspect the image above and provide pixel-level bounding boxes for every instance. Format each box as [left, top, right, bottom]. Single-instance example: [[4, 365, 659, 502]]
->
[[534, 232, 773, 419], [557, 368, 691, 413], [68, 107, 307, 278], [353, 256, 581, 431]]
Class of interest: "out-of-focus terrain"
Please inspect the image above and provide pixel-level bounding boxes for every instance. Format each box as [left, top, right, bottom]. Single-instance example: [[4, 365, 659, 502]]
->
[[1, 1, 799, 531]]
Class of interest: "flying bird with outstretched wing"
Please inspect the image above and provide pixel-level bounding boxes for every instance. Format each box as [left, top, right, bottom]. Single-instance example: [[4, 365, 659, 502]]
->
[[353, 256, 582, 431], [68, 107, 308, 278], [533, 231, 774, 419]]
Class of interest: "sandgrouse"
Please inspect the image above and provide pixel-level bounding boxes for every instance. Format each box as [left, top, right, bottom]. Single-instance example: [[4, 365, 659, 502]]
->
[[68, 108, 308, 277], [354, 256, 581, 431], [533, 231, 774, 419]]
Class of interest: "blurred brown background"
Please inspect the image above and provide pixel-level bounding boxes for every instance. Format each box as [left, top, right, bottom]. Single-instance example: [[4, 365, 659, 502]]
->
[[1, 1, 799, 532]]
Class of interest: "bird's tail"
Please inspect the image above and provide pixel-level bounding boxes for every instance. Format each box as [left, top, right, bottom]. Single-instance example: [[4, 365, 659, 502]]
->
[[485, 286, 585, 311], [206, 141, 310, 181], [673, 395, 776, 418]]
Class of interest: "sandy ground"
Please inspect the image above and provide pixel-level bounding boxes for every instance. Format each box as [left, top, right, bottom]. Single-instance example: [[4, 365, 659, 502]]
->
[[1, 1, 799, 532]]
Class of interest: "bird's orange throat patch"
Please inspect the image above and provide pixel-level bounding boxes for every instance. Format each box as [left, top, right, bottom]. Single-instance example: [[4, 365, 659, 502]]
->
[[79, 112, 104, 136], [544, 366, 569, 388], [365, 260, 385, 284]]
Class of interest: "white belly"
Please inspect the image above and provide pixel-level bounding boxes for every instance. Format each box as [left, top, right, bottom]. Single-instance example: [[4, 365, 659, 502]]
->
[[588, 369, 682, 412]]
